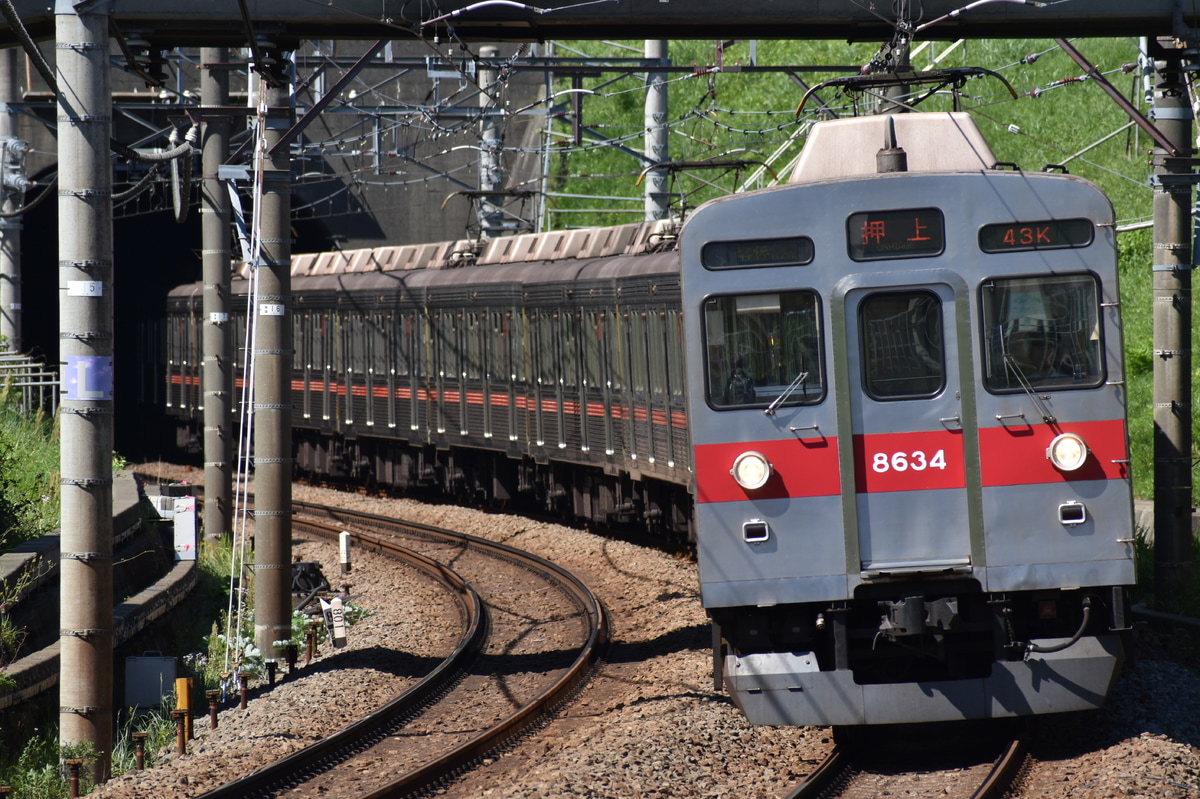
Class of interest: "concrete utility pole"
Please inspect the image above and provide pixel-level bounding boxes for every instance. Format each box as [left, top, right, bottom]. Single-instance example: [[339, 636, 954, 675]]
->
[[477, 45, 506, 238], [56, 0, 114, 780], [1150, 39, 1194, 602], [253, 65, 294, 660], [0, 46, 22, 351], [643, 40, 668, 221], [201, 47, 233, 542]]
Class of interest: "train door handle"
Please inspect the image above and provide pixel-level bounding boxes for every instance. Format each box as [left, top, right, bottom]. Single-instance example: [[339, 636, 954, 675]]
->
[[940, 415, 961, 428]]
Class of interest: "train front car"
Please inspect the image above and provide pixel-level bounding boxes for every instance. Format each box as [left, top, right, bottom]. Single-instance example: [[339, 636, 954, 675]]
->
[[680, 113, 1135, 727]]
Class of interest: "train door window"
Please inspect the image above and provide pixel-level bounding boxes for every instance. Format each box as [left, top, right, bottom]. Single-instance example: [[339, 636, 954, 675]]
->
[[647, 310, 666, 396], [346, 316, 363, 376], [395, 312, 411, 377], [313, 313, 327, 371], [363, 317, 375, 379], [859, 291, 945, 400], [668, 309, 685, 400], [336, 315, 348, 375], [465, 312, 481, 380], [491, 311, 509, 381], [442, 312, 452, 378], [513, 307, 528, 383], [630, 311, 649, 393], [372, 314, 388, 375], [610, 311, 625, 392], [532, 311, 552, 384], [295, 312, 308, 370], [562, 310, 579, 386], [703, 291, 823, 409], [981, 274, 1103, 392], [291, 314, 303, 370], [583, 311, 603, 388]]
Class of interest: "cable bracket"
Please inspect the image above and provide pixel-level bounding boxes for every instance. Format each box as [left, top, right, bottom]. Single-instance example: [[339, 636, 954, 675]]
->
[[60, 629, 106, 639], [60, 477, 113, 488], [61, 551, 108, 562]]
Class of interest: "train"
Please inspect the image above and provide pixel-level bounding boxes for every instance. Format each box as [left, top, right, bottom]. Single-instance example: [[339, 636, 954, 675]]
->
[[161, 111, 1135, 727]]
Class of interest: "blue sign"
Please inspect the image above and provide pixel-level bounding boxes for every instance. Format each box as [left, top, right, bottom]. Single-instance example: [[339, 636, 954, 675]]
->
[[62, 356, 113, 401]]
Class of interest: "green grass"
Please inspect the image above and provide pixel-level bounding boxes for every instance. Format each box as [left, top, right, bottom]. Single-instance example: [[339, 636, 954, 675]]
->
[[0, 387, 59, 555]]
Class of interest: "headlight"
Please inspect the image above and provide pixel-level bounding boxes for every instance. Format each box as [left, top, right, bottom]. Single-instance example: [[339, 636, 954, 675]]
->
[[731, 451, 772, 490], [1047, 432, 1088, 472]]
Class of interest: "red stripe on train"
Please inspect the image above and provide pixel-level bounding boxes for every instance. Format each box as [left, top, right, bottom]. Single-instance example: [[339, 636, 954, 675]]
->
[[694, 438, 841, 503], [695, 419, 1127, 504], [978, 418, 1128, 485]]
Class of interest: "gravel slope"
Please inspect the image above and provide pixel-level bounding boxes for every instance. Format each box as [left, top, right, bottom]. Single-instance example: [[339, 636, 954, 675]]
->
[[92, 463, 1200, 799]]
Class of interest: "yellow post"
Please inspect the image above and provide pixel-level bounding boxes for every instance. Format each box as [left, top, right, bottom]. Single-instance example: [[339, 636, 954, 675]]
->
[[175, 677, 194, 739]]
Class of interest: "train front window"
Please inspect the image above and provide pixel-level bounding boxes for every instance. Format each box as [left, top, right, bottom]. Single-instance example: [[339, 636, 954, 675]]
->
[[703, 291, 823, 409], [859, 291, 945, 400], [981, 274, 1104, 392]]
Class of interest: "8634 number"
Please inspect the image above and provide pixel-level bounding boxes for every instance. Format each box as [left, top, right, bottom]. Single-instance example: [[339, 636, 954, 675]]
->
[[871, 449, 947, 473]]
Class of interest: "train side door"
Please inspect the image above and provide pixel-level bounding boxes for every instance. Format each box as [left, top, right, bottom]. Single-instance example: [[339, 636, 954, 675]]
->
[[839, 277, 978, 576]]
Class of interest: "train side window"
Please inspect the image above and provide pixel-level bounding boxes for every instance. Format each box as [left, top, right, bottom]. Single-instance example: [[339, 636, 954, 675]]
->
[[703, 291, 824, 409], [981, 274, 1104, 392], [859, 291, 945, 400]]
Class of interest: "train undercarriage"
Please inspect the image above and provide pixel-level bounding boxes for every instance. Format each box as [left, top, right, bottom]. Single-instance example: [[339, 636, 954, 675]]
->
[[288, 428, 695, 543], [710, 580, 1131, 726]]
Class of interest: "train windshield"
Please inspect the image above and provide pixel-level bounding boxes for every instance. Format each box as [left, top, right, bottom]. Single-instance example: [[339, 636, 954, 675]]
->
[[981, 274, 1104, 392], [703, 291, 823, 409]]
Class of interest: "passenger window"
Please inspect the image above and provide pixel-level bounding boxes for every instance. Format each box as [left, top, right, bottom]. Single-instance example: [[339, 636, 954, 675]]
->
[[703, 291, 823, 409], [859, 291, 945, 400], [981, 275, 1103, 392]]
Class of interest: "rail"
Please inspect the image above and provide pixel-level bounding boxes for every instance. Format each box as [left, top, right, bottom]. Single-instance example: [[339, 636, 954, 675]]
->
[[200, 500, 608, 799]]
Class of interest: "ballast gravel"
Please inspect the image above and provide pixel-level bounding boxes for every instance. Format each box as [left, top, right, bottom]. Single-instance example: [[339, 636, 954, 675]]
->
[[86, 463, 1200, 798]]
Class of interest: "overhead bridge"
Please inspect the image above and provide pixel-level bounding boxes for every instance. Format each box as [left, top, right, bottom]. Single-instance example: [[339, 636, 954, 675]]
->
[[2, 0, 1200, 44]]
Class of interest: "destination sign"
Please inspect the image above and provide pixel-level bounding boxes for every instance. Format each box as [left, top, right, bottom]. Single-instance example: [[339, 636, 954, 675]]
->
[[702, 236, 814, 269], [847, 208, 945, 261]]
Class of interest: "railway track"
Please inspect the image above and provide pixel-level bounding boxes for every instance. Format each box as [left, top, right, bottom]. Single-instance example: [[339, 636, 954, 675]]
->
[[786, 726, 1029, 799], [199, 500, 608, 798]]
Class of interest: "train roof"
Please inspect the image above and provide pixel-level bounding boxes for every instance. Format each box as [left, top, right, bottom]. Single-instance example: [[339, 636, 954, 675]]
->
[[231, 218, 680, 282], [789, 112, 997, 183]]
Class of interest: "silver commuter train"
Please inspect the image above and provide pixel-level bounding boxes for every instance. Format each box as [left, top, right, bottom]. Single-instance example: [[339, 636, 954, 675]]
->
[[160, 111, 1134, 728], [681, 112, 1134, 726]]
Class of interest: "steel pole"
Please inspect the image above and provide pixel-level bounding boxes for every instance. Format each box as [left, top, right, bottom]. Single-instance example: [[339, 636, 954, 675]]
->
[[1151, 40, 1194, 602], [477, 45, 505, 238], [201, 47, 233, 541], [56, 0, 113, 780], [643, 40, 668, 221], [253, 69, 293, 659], [0, 46, 21, 352]]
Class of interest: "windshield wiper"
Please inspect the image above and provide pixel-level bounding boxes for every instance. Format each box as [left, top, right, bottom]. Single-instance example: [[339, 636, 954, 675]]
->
[[999, 329, 1056, 424], [764, 371, 809, 416]]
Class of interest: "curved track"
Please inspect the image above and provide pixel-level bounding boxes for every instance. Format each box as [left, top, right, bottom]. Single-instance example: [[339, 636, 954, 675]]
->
[[200, 500, 608, 799], [786, 730, 1028, 799]]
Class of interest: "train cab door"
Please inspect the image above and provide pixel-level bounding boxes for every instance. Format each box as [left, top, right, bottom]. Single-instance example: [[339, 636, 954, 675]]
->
[[837, 273, 980, 578]]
